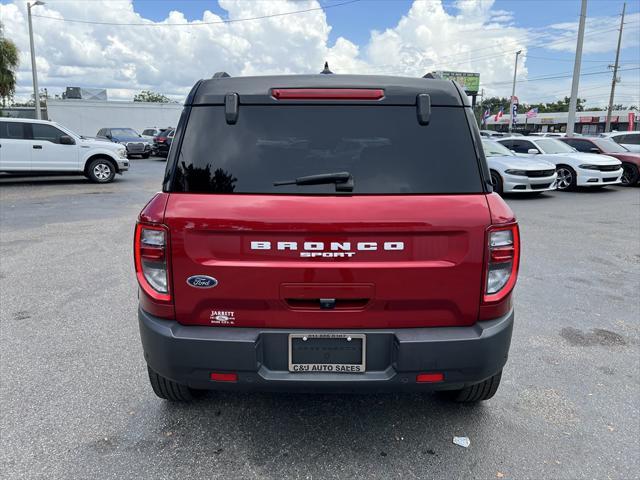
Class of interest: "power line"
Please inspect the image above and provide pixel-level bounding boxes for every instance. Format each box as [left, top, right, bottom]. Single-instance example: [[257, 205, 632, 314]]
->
[[525, 54, 619, 63], [361, 22, 640, 75], [482, 67, 640, 87], [31, 0, 360, 26]]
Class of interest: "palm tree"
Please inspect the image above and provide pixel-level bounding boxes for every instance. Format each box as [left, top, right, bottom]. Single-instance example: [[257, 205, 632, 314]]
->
[[0, 22, 19, 107]]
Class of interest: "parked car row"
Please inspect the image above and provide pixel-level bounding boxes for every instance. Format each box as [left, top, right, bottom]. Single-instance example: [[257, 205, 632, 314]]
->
[[481, 129, 640, 152], [93, 126, 179, 159], [484, 134, 640, 194], [1, 116, 637, 190]]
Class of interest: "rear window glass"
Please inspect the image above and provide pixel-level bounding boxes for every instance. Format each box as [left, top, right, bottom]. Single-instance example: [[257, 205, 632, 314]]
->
[[111, 128, 139, 137], [170, 106, 482, 194]]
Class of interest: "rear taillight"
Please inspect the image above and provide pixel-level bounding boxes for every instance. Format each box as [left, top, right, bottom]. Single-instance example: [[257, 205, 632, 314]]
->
[[134, 223, 171, 302], [483, 224, 520, 303]]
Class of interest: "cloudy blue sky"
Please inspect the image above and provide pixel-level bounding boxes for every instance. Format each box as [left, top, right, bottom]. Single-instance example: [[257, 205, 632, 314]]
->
[[1, 0, 639, 106]]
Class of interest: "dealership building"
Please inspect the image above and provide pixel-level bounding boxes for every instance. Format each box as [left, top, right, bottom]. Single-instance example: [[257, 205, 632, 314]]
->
[[485, 109, 638, 135]]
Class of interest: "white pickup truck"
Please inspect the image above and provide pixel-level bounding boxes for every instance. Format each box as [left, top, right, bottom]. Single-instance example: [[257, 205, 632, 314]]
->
[[0, 118, 129, 183]]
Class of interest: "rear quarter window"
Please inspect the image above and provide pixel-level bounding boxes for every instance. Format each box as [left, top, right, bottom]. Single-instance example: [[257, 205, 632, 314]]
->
[[0, 121, 27, 140], [620, 133, 639, 145], [170, 105, 483, 194]]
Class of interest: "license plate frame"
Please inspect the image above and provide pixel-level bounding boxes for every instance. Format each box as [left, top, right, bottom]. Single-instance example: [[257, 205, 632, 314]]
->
[[288, 333, 366, 373]]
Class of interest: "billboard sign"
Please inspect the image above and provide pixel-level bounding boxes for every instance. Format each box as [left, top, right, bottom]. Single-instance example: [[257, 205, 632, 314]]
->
[[431, 71, 480, 94]]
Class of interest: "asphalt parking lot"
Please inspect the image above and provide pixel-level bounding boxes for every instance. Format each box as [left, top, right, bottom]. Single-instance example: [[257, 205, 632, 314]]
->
[[1, 159, 639, 480]]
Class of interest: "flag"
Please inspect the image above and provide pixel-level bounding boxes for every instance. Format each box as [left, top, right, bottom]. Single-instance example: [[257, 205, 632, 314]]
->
[[511, 103, 518, 127], [526, 108, 539, 118], [494, 107, 504, 122], [481, 108, 491, 126]]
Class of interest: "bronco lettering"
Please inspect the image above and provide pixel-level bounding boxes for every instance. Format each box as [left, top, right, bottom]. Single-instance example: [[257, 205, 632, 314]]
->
[[250, 240, 404, 257]]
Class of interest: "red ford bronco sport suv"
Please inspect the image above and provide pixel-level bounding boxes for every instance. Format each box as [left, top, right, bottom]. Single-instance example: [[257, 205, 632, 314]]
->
[[135, 72, 520, 403]]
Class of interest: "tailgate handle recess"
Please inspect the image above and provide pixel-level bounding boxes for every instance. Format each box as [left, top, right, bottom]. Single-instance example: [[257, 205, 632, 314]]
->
[[319, 298, 336, 309], [285, 298, 369, 310]]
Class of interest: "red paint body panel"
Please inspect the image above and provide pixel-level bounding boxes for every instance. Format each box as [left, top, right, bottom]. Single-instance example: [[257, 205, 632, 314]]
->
[[139, 192, 169, 224], [163, 194, 494, 329], [485, 193, 516, 225]]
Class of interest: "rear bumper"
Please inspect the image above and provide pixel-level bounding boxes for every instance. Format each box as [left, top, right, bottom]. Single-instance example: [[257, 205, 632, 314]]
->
[[138, 308, 514, 392]]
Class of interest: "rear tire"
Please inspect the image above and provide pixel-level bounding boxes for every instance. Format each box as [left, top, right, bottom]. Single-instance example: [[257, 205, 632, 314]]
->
[[441, 371, 502, 403], [87, 158, 116, 183], [147, 366, 201, 402], [490, 170, 504, 195], [555, 165, 576, 191], [621, 163, 639, 186]]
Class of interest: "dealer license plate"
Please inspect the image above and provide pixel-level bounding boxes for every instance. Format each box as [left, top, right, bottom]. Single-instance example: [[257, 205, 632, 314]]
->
[[288, 333, 366, 373]]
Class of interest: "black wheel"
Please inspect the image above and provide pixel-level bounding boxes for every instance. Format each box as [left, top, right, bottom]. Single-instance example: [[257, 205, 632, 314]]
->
[[621, 163, 639, 186], [441, 371, 502, 403], [147, 366, 202, 402], [87, 158, 116, 183], [142, 152, 151, 159], [490, 170, 504, 195], [555, 165, 577, 191]]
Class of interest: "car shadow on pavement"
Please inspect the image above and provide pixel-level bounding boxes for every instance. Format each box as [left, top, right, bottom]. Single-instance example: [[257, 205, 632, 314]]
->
[[148, 391, 490, 476], [0, 176, 91, 186], [501, 192, 556, 201], [0, 176, 131, 186]]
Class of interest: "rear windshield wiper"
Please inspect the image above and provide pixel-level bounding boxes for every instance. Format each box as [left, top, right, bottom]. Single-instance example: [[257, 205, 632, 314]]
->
[[273, 171, 354, 192]]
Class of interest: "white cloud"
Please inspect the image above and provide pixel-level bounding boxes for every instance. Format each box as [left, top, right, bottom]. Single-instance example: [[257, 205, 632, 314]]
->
[[0, 0, 637, 106], [545, 12, 640, 54]]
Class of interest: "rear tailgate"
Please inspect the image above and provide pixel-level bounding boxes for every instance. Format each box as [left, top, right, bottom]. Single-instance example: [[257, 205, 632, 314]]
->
[[166, 194, 490, 328]]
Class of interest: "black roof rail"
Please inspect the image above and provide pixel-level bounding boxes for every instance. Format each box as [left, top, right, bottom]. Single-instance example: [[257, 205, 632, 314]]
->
[[212, 72, 231, 78]]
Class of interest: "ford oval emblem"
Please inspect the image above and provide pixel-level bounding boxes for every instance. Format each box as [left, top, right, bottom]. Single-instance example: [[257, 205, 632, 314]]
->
[[186, 275, 218, 288]]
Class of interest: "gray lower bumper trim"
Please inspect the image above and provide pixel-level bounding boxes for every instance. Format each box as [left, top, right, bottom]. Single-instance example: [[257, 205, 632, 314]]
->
[[138, 308, 513, 392]]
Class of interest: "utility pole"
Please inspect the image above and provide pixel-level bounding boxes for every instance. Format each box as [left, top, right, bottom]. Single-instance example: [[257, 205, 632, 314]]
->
[[477, 88, 485, 127], [508, 50, 522, 134], [566, 0, 588, 137], [605, 2, 626, 133], [27, 1, 45, 120]]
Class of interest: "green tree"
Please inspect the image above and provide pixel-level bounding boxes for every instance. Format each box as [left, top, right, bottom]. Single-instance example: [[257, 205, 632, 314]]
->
[[526, 97, 587, 113], [0, 23, 19, 107], [133, 90, 171, 103]]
